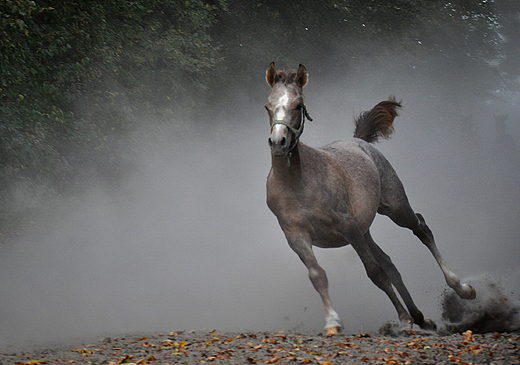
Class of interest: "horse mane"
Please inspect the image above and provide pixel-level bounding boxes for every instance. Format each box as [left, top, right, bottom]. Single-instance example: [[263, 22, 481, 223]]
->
[[353, 98, 401, 143]]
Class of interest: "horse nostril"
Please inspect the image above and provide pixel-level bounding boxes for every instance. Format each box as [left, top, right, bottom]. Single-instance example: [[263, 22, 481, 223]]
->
[[281, 137, 286, 147], [268, 138, 273, 148]]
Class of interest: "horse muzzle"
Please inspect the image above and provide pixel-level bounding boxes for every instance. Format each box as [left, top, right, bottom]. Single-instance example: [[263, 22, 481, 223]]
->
[[268, 124, 292, 158]]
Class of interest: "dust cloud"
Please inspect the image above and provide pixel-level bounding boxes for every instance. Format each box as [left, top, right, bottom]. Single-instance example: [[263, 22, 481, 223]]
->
[[441, 274, 520, 334], [1, 51, 520, 348]]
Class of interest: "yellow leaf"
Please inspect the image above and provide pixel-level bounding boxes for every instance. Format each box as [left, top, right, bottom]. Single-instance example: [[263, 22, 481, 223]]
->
[[15, 361, 48, 365]]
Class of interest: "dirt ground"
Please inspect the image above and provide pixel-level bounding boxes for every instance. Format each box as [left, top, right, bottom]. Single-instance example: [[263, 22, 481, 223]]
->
[[3, 329, 519, 365]]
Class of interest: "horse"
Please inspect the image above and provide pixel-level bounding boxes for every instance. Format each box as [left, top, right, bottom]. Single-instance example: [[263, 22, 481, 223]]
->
[[264, 62, 476, 336]]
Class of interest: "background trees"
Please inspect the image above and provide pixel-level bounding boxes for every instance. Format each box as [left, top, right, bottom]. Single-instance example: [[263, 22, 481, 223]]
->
[[1, 0, 518, 227]]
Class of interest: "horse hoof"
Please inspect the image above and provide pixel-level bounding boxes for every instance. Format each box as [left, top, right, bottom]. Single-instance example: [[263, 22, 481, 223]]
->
[[420, 319, 437, 332], [467, 285, 477, 300], [459, 285, 476, 300], [324, 325, 341, 336]]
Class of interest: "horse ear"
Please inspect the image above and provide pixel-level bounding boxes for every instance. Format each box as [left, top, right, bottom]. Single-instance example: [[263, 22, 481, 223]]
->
[[296, 64, 308, 88], [266, 62, 277, 87]]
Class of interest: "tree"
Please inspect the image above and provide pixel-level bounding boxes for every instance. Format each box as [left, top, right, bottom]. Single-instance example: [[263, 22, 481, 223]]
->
[[0, 0, 225, 201]]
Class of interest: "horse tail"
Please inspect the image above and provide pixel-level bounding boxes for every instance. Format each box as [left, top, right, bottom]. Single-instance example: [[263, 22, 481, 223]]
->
[[353, 98, 402, 143]]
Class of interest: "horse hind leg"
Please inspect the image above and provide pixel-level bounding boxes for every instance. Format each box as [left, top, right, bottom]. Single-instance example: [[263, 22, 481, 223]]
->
[[413, 213, 476, 300], [365, 230, 436, 331], [344, 227, 414, 328], [377, 160, 476, 300]]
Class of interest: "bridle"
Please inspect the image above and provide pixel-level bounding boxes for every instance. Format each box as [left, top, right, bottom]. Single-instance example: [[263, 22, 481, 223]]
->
[[270, 103, 313, 156]]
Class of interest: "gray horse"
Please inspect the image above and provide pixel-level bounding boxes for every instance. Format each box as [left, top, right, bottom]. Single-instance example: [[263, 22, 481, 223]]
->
[[265, 62, 476, 336]]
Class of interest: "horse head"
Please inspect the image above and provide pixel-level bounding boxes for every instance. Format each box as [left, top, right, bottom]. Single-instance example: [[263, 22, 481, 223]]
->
[[265, 62, 309, 159]]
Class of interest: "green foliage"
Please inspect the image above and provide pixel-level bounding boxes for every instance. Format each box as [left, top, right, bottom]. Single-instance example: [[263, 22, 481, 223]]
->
[[0, 0, 225, 202]]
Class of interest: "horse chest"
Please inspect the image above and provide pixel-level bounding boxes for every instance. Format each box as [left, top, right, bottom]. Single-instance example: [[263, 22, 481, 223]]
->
[[267, 174, 356, 245]]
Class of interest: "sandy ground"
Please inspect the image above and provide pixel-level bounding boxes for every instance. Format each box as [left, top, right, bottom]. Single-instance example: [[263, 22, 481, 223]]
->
[[3, 329, 519, 365]]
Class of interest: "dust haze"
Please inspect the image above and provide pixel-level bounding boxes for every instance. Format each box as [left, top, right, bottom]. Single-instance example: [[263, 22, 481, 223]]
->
[[1, 43, 520, 347]]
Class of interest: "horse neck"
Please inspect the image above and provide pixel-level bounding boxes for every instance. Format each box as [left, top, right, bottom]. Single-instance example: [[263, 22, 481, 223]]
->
[[270, 144, 302, 178]]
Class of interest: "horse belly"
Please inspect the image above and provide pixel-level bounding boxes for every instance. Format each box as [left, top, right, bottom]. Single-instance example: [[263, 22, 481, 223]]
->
[[311, 226, 350, 248]]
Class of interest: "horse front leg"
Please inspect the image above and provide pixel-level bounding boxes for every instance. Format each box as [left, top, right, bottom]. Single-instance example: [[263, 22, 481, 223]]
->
[[286, 233, 343, 336]]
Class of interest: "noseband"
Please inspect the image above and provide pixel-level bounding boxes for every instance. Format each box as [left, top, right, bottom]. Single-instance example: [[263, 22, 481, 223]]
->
[[270, 104, 313, 153]]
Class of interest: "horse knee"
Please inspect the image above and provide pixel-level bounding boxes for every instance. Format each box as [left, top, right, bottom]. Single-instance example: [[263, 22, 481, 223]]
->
[[309, 267, 328, 290]]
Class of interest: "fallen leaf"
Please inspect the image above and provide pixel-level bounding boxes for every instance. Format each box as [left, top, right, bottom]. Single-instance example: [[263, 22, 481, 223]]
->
[[316, 359, 331, 365], [384, 358, 399, 365], [296, 357, 311, 364], [264, 355, 281, 364], [160, 339, 174, 347], [118, 354, 134, 364], [463, 330, 474, 342], [406, 341, 420, 349], [15, 361, 48, 365], [470, 345, 483, 354], [71, 348, 91, 355], [246, 356, 259, 363], [448, 354, 461, 362]]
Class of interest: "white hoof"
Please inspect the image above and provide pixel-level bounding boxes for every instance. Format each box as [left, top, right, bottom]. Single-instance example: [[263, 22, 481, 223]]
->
[[458, 284, 477, 300], [325, 325, 341, 336]]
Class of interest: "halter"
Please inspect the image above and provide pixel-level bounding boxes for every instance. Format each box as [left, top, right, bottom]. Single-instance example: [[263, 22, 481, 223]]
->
[[270, 104, 313, 159]]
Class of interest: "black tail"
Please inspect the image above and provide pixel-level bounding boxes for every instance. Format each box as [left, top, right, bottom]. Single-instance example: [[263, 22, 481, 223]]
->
[[353, 98, 401, 143]]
